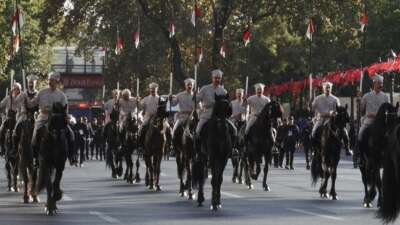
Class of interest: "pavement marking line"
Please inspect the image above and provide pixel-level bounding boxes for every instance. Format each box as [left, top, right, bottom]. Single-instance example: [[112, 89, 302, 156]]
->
[[90, 211, 121, 224], [63, 194, 73, 201], [221, 191, 242, 198], [286, 208, 344, 221]]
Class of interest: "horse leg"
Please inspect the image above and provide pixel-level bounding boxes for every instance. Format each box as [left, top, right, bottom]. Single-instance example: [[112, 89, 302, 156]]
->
[[319, 170, 330, 198], [196, 155, 206, 207], [187, 159, 194, 200], [245, 157, 253, 189], [262, 154, 271, 191], [155, 155, 162, 191], [238, 157, 244, 184], [305, 145, 310, 170], [22, 166, 29, 203], [360, 164, 372, 207], [330, 166, 338, 200], [135, 157, 141, 183], [12, 159, 19, 192], [376, 170, 383, 208], [176, 152, 184, 195], [6, 161, 12, 191], [210, 159, 219, 211]]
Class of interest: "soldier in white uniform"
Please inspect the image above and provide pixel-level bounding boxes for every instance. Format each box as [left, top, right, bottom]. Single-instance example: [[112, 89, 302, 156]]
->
[[29, 72, 74, 155], [0, 83, 24, 151], [170, 78, 196, 136], [311, 82, 352, 155], [104, 89, 119, 124], [358, 74, 389, 141], [230, 88, 246, 124], [138, 82, 169, 146], [118, 89, 137, 130], [195, 69, 229, 137], [244, 83, 271, 135], [13, 75, 39, 151]]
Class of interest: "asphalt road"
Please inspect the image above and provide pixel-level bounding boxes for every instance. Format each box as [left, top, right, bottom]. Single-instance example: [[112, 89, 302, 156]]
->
[[0, 153, 395, 225]]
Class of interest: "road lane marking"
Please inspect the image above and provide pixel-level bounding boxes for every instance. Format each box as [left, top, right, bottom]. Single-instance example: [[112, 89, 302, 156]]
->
[[90, 211, 121, 224], [63, 194, 73, 201], [221, 191, 242, 198], [287, 208, 344, 221]]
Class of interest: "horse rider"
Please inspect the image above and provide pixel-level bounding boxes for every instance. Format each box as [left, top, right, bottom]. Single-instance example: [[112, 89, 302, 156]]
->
[[118, 89, 138, 131], [138, 82, 169, 147], [104, 89, 119, 124], [195, 69, 236, 145], [28, 71, 75, 158], [243, 83, 271, 137], [0, 83, 24, 151], [230, 88, 246, 125], [13, 75, 40, 152], [311, 82, 352, 156], [169, 78, 196, 138], [358, 74, 389, 142]]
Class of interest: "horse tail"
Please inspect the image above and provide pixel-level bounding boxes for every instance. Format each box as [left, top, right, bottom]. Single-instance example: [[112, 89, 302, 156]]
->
[[105, 145, 113, 169], [311, 150, 322, 186], [378, 128, 400, 223]]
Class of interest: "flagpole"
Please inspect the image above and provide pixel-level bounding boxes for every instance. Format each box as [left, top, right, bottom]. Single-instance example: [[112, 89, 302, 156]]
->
[[15, 0, 26, 91], [308, 0, 314, 108]]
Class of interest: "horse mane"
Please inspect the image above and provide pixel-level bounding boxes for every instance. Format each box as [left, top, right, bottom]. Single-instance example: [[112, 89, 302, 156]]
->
[[211, 94, 232, 119]]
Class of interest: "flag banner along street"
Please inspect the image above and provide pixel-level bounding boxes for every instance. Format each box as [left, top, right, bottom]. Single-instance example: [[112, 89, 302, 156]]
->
[[359, 13, 368, 32], [191, 4, 201, 27], [306, 19, 315, 41]]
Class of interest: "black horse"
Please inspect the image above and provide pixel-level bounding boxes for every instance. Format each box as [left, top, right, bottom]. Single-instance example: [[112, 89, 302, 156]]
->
[[232, 120, 246, 184], [193, 94, 236, 211], [16, 107, 39, 203], [311, 105, 350, 200], [244, 101, 283, 190], [173, 111, 198, 199], [36, 103, 70, 215], [4, 110, 18, 192], [143, 97, 169, 191], [104, 108, 123, 178], [359, 102, 399, 209], [121, 113, 140, 184], [379, 107, 400, 223]]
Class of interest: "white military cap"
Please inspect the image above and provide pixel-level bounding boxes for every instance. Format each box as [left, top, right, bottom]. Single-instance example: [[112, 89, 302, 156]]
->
[[236, 88, 244, 94], [254, 83, 265, 90], [322, 82, 333, 89], [149, 82, 159, 89], [112, 89, 120, 95], [13, 82, 22, 90], [48, 71, 61, 81], [184, 78, 195, 85], [372, 74, 384, 83], [211, 69, 223, 78], [121, 88, 131, 96], [26, 75, 39, 82]]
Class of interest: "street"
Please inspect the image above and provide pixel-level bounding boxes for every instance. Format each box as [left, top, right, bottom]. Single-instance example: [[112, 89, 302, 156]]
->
[[0, 154, 392, 225]]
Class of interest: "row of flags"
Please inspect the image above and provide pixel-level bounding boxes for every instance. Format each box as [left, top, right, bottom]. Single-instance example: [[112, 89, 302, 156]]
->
[[305, 13, 369, 41], [114, 5, 370, 57]]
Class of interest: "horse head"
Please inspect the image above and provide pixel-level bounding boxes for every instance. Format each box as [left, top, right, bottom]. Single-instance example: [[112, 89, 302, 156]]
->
[[48, 103, 68, 131], [259, 101, 283, 128], [212, 93, 232, 119], [375, 102, 399, 130], [333, 104, 350, 129]]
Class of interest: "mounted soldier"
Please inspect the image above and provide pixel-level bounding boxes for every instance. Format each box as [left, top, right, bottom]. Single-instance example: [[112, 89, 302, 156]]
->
[[230, 88, 246, 126], [0, 82, 23, 154], [118, 88, 138, 131], [358, 74, 389, 142], [195, 69, 236, 145], [28, 71, 74, 158], [311, 82, 352, 156], [138, 82, 169, 148], [170, 78, 197, 138], [13, 75, 39, 152], [104, 89, 119, 125], [244, 83, 271, 137]]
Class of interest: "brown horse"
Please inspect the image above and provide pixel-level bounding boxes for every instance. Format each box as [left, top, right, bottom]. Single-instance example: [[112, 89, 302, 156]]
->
[[143, 97, 169, 191]]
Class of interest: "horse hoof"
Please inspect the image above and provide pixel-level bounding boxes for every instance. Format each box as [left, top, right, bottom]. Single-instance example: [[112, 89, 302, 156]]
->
[[32, 196, 40, 203], [217, 204, 222, 209], [321, 193, 329, 199], [363, 202, 372, 208], [331, 195, 338, 200], [210, 205, 218, 211], [306, 165, 310, 170], [148, 186, 154, 190], [135, 177, 141, 183], [264, 186, 271, 192], [156, 186, 162, 191], [23, 196, 29, 204], [248, 184, 254, 190], [188, 194, 194, 200], [239, 179, 244, 184]]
